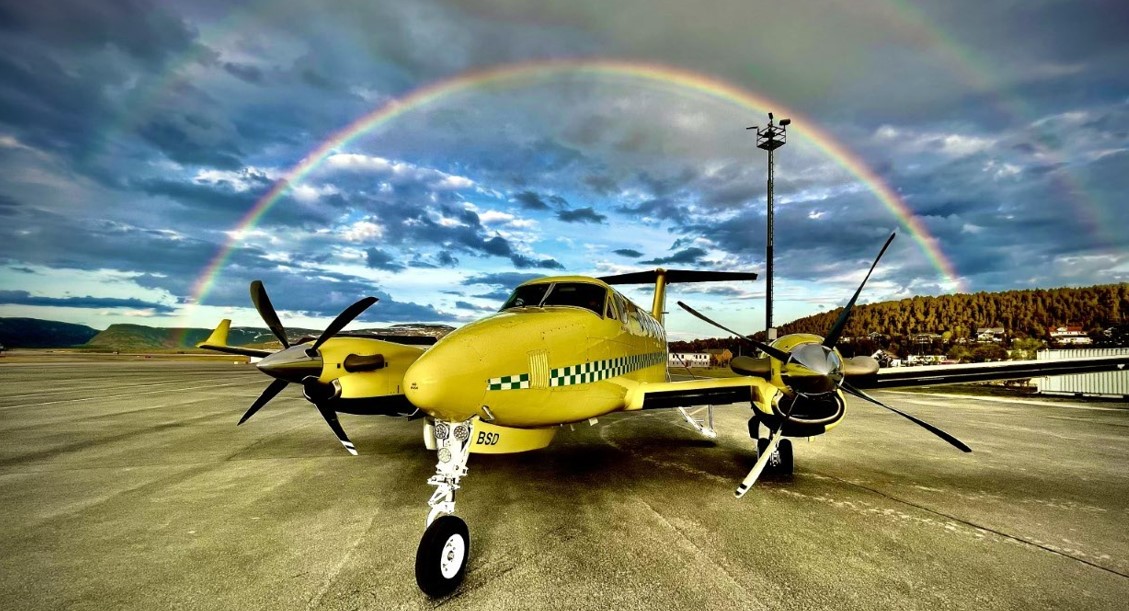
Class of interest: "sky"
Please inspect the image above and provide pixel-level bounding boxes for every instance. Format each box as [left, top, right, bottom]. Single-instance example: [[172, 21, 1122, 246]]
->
[[0, 0, 1126, 341]]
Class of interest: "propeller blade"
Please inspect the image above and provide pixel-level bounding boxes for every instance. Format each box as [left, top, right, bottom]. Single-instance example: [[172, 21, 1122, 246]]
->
[[310, 296, 379, 353], [676, 301, 791, 362], [735, 391, 803, 497], [313, 402, 358, 455], [841, 382, 971, 453], [823, 233, 896, 348], [735, 427, 785, 498], [239, 378, 289, 425], [250, 280, 290, 348]]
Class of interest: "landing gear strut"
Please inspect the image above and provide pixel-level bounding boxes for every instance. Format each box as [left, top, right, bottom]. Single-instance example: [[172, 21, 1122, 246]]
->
[[415, 418, 475, 597]]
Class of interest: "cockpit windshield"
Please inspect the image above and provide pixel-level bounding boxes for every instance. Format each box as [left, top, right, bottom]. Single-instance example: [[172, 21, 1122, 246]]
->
[[500, 282, 607, 316]]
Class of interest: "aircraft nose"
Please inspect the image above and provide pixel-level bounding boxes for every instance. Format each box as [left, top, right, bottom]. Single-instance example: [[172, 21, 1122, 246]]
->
[[403, 337, 488, 421]]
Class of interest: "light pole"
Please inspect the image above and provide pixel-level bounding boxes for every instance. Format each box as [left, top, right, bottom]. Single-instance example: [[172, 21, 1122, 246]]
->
[[748, 113, 790, 340]]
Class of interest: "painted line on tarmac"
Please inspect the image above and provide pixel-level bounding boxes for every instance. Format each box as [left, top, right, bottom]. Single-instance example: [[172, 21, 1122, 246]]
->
[[7, 380, 261, 408], [886, 392, 1128, 412]]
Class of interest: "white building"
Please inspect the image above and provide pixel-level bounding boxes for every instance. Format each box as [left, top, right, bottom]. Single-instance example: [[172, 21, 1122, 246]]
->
[[1037, 348, 1129, 398], [668, 353, 710, 368], [1048, 325, 1093, 345]]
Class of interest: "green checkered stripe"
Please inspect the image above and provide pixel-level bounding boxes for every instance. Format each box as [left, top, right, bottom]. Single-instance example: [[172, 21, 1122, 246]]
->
[[487, 373, 530, 391], [550, 352, 665, 388]]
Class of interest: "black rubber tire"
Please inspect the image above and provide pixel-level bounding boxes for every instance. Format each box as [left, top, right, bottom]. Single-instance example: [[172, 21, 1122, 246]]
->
[[756, 437, 769, 461], [778, 438, 794, 476], [415, 515, 470, 598]]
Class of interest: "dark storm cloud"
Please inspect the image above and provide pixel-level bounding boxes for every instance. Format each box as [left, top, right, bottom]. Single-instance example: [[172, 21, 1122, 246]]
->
[[136, 115, 245, 170], [640, 247, 708, 266], [463, 272, 543, 288], [0, 0, 197, 66], [0, 290, 175, 313], [365, 248, 406, 271], [472, 288, 513, 302], [354, 199, 563, 270], [614, 249, 643, 258], [223, 62, 264, 84], [0, 193, 19, 216], [556, 207, 606, 224], [437, 251, 459, 267], [513, 191, 551, 210], [615, 197, 691, 225]]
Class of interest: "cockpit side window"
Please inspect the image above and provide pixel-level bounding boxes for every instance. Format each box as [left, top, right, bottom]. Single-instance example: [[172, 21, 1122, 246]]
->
[[541, 282, 607, 316], [501, 283, 552, 310], [500, 282, 608, 317]]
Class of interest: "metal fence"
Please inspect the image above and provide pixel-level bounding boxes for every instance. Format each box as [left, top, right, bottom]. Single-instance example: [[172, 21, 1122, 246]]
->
[[1037, 348, 1129, 398]]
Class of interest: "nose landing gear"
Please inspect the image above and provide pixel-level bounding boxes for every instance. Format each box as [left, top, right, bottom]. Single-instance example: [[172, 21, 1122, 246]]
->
[[416, 418, 475, 597]]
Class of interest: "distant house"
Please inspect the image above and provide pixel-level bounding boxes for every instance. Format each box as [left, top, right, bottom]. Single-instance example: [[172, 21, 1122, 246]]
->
[[668, 352, 710, 368], [1048, 325, 1092, 345], [703, 348, 733, 366], [976, 327, 1006, 343]]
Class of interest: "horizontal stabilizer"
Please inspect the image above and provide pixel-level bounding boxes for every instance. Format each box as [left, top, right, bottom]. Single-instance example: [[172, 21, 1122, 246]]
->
[[599, 269, 758, 285]]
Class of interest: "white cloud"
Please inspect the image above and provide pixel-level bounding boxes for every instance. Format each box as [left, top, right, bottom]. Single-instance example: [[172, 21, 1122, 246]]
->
[[340, 220, 384, 242], [323, 153, 475, 191], [939, 134, 995, 157]]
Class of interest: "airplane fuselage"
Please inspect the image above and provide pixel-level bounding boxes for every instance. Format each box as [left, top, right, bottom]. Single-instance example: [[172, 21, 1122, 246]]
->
[[404, 276, 667, 426]]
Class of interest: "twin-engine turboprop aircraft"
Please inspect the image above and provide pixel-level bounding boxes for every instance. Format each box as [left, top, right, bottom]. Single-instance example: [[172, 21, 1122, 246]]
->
[[200, 234, 1129, 597]]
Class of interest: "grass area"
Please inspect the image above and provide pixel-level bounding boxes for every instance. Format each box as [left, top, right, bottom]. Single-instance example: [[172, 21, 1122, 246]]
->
[[668, 366, 739, 378]]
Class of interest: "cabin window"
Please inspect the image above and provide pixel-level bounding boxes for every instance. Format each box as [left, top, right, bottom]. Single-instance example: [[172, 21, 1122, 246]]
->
[[604, 294, 618, 320], [501, 282, 608, 316]]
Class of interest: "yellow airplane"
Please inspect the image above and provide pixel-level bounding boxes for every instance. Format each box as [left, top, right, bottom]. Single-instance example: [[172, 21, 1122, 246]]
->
[[199, 233, 1129, 597]]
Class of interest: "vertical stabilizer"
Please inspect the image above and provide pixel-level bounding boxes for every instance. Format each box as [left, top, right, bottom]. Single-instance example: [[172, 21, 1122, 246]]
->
[[199, 319, 232, 348], [652, 269, 668, 324]]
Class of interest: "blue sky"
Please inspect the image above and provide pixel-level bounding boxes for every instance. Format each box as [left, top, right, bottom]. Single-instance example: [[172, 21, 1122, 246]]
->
[[0, 0, 1126, 340]]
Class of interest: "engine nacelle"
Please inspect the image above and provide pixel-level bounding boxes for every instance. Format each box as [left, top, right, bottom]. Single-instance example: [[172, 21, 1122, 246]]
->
[[761, 391, 846, 437]]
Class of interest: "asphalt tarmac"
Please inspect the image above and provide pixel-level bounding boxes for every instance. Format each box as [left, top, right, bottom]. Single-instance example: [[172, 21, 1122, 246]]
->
[[1, 359, 1128, 610]]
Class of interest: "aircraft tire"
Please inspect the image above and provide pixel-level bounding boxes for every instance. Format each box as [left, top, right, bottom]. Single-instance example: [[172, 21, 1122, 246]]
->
[[415, 515, 470, 598], [778, 439, 794, 476]]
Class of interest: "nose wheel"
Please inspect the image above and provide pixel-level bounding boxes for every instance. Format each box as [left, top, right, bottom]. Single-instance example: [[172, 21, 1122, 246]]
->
[[415, 515, 470, 597]]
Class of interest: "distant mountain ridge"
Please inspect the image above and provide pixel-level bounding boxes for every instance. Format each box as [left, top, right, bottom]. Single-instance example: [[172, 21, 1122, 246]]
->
[[773, 284, 1127, 341], [0, 318, 99, 348], [0, 318, 455, 350]]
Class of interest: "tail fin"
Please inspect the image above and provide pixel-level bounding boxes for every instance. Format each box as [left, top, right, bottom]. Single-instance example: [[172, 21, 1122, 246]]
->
[[199, 319, 232, 348], [197, 319, 273, 358], [599, 269, 758, 325]]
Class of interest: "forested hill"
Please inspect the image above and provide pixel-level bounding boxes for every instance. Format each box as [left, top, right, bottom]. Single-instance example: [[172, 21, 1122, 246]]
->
[[777, 284, 1128, 341]]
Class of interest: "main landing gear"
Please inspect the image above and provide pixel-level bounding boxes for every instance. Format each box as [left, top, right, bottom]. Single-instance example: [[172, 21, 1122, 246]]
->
[[415, 418, 474, 597], [747, 416, 793, 476]]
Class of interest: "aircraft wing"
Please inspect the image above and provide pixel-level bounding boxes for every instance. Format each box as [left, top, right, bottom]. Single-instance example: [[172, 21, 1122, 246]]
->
[[624, 377, 760, 411], [849, 354, 1129, 389]]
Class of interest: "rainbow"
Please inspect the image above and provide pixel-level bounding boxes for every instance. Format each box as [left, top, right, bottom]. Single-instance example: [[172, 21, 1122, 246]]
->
[[185, 59, 967, 331]]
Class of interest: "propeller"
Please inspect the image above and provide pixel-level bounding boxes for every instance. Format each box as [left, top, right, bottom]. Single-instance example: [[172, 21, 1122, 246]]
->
[[676, 300, 791, 362], [680, 231, 970, 494], [239, 280, 377, 455], [823, 233, 895, 348], [840, 382, 971, 452]]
